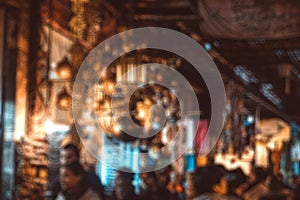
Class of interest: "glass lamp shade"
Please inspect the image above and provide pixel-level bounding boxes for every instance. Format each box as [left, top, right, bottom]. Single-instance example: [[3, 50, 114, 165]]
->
[[103, 80, 115, 94], [56, 88, 72, 110], [56, 58, 73, 79], [98, 111, 115, 134]]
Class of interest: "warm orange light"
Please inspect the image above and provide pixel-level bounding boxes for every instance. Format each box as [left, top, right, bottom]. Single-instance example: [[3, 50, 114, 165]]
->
[[56, 58, 73, 79], [56, 88, 72, 110], [104, 80, 115, 94]]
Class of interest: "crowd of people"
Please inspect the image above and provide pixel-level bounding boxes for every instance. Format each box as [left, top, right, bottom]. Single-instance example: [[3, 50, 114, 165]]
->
[[186, 165, 297, 200], [46, 143, 300, 200]]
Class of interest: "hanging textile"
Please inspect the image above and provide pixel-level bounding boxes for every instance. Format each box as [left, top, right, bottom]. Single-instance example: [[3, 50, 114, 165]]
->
[[198, 0, 300, 39], [185, 154, 196, 172], [291, 140, 300, 162], [194, 119, 209, 155], [256, 118, 291, 142], [232, 98, 247, 155], [255, 141, 269, 168], [42, 26, 73, 65]]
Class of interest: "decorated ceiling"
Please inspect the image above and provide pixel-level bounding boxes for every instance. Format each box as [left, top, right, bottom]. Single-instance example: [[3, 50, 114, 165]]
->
[[41, 0, 300, 123]]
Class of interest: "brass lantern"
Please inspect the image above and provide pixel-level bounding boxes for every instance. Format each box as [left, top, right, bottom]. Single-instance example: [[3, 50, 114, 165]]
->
[[56, 87, 72, 110], [56, 57, 73, 80]]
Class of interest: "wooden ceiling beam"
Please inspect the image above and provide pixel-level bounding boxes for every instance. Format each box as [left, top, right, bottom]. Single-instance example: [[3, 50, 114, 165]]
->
[[212, 39, 300, 50], [137, 0, 191, 8], [134, 14, 201, 21]]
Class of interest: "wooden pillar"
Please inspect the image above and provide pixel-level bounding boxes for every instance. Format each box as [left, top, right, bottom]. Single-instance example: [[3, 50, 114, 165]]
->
[[0, 4, 19, 200]]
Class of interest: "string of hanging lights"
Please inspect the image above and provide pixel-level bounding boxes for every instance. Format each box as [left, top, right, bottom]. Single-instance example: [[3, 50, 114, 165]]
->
[[95, 55, 182, 143]]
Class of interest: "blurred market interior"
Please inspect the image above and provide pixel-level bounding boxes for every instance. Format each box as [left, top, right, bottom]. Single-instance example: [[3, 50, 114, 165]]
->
[[1, 0, 300, 199]]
